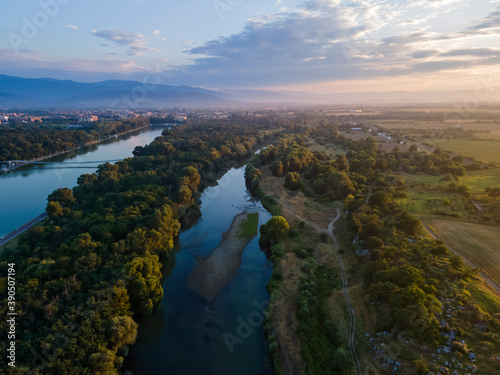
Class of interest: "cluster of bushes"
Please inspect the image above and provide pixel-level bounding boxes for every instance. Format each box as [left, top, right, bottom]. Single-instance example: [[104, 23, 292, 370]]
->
[[250, 123, 500, 370]]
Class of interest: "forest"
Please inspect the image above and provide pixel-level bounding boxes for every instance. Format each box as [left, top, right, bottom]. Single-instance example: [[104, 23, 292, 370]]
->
[[0, 118, 305, 374], [245, 121, 500, 374], [0, 118, 149, 162]]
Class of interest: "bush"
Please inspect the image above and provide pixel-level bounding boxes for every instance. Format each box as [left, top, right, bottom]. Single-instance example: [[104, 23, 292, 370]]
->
[[259, 216, 290, 247], [331, 348, 352, 372], [284, 172, 302, 191]]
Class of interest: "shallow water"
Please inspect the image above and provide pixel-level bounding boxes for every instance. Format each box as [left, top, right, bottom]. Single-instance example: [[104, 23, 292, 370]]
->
[[124, 166, 275, 375]]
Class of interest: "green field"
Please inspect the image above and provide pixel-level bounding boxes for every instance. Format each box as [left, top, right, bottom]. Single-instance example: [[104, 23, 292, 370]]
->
[[307, 138, 347, 156], [460, 168, 500, 193], [398, 169, 500, 219], [417, 138, 500, 164], [398, 173, 468, 216], [238, 212, 259, 239]]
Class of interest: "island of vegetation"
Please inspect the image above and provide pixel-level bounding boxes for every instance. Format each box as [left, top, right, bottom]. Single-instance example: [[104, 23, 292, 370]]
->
[[188, 211, 259, 301]]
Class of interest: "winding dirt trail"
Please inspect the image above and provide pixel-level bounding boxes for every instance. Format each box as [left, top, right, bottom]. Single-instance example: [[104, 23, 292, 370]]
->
[[272, 197, 362, 374], [328, 209, 361, 375]]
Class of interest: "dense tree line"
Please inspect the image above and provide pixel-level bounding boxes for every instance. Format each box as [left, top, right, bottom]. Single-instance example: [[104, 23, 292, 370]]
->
[[246, 124, 499, 373], [0, 119, 287, 374], [0, 118, 149, 162]]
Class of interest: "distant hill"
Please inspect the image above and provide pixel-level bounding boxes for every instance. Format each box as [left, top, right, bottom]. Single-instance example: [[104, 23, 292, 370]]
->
[[1, 74, 499, 108], [0, 75, 238, 108]]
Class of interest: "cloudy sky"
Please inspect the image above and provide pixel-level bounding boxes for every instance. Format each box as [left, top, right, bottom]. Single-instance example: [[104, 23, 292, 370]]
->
[[1, 0, 500, 92]]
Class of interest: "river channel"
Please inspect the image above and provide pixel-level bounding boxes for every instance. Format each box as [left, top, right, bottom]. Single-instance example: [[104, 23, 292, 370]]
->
[[0, 125, 166, 237], [123, 164, 275, 375], [0, 126, 275, 374]]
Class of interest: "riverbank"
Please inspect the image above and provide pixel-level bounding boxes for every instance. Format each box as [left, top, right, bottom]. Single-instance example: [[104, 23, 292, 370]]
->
[[188, 211, 259, 301], [1, 124, 154, 174], [0, 212, 47, 250]]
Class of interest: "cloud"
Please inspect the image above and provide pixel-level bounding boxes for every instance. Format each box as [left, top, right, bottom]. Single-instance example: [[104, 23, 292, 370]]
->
[[0, 48, 144, 75], [153, 30, 161, 35], [440, 48, 500, 57], [166, 1, 402, 85], [66, 25, 79, 30], [465, 6, 500, 34], [92, 29, 160, 56], [161, 0, 499, 88]]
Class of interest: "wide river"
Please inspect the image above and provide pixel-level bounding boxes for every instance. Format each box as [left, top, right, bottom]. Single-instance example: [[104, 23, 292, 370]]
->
[[0, 126, 275, 375], [0, 126, 165, 237], [123, 164, 275, 375]]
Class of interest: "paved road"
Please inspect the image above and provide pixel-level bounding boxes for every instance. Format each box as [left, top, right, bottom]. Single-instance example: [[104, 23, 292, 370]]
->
[[420, 220, 500, 296], [0, 212, 47, 247], [328, 209, 361, 375]]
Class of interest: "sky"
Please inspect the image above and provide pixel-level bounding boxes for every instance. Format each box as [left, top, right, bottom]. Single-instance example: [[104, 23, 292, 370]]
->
[[1, 0, 500, 93]]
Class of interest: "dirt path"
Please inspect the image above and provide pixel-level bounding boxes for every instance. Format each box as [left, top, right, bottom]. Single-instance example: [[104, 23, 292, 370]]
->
[[328, 209, 361, 375], [271, 196, 362, 374], [420, 220, 500, 296]]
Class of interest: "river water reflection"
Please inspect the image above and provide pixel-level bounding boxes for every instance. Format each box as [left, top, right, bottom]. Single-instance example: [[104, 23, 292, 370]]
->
[[124, 166, 275, 375]]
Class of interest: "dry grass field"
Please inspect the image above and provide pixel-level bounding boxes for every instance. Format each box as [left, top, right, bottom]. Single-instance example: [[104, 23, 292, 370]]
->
[[425, 219, 500, 288]]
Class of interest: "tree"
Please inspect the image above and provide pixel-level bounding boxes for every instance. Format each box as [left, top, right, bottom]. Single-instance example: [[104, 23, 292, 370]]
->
[[452, 154, 464, 164], [335, 154, 349, 171], [369, 191, 392, 208], [488, 187, 500, 199], [260, 216, 290, 246], [182, 166, 201, 192], [48, 188, 76, 207], [284, 172, 302, 191], [177, 185, 192, 206], [397, 212, 422, 237], [47, 201, 64, 218], [331, 347, 352, 372], [109, 316, 138, 352], [366, 236, 384, 250], [272, 160, 284, 176]]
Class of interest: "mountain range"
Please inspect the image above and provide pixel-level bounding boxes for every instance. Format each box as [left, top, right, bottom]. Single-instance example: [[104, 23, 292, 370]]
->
[[1, 74, 498, 108]]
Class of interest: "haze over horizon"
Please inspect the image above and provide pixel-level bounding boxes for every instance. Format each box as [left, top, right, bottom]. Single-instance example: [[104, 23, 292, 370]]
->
[[2, 0, 500, 96]]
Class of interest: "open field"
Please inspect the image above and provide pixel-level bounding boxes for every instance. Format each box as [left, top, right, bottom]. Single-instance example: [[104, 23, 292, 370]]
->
[[415, 138, 500, 163], [402, 169, 500, 194], [378, 119, 500, 133], [425, 219, 500, 288], [397, 169, 500, 222], [306, 138, 347, 155], [259, 167, 340, 230], [461, 168, 500, 193]]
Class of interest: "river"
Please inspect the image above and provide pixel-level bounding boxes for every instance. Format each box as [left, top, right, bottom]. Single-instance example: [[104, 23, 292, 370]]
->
[[123, 165, 275, 375], [0, 127, 275, 374], [0, 125, 166, 238]]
